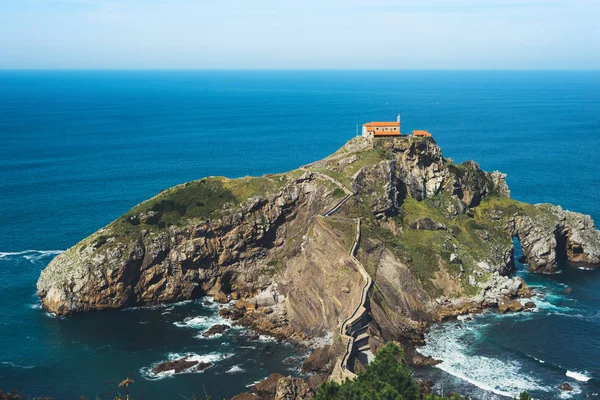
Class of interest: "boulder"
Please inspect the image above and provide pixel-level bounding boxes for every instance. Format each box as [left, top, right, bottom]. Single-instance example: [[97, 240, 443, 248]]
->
[[253, 373, 283, 396], [151, 357, 198, 374], [418, 379, 435, 395], [409, 217, 446, 231], [558, 382, 574, 391], [498, 299, 524, 314], [412, 353, 442, 367], [202, 324, 230, 337], [213, 292, 228, 304], [306, 374, 329, 392], [302, 345, 337, 374], [195, 362, 212, 371], [275, 376, 313, 400], [449, 253, 462, 264], [523, 301, 536, 310]]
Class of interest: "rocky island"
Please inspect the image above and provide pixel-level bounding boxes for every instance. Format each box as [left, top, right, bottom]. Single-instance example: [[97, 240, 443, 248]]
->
[[37, 135, 600, 397]]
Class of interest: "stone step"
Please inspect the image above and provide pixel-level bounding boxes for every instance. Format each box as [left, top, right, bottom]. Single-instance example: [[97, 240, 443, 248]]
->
[[358, 344, 371, 352], [354, 332, 369, 342]]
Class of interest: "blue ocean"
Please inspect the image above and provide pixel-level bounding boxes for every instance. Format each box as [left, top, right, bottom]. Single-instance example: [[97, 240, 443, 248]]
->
[[1, 71, 599, 399]]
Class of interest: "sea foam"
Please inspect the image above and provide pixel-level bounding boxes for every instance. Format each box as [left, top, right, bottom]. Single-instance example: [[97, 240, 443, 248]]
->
[[417, 322, 551, 398], [141, 352, 233, 380], [226, 365, 244, 374], [566, 370, 591, 382], [0, 249, 63, 261]]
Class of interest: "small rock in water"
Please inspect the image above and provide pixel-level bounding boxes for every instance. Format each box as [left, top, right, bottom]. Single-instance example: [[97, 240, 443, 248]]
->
[[558, 382, 574, 391], [563, 287, 573, 295], [412, 354, 442, 367], [523, 301, 537, 310], [202, 324, 230, 337], [497, 299, 524, 314], [152, 357, 198, 374], [195, 362, 212, 371]]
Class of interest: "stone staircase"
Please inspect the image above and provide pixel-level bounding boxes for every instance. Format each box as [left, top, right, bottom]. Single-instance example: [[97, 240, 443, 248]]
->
[[307, 169, 374, 381]]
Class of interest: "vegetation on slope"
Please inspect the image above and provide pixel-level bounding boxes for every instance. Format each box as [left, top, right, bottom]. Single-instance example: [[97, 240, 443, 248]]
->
[[315, 343, 463, 400], [93, 170, 306, 242], [315, 343, 533, 400]]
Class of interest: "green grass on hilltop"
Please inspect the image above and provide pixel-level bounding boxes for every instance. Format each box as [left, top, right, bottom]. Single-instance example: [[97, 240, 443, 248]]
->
[[108, 171, 304, 235], [312, 148, 386, 188]]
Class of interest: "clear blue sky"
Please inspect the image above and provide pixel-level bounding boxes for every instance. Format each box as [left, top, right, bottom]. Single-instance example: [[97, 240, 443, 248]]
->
[[1, 0, 599, 69]]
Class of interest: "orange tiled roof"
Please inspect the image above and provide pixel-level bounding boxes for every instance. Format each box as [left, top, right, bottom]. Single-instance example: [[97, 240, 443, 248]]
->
[[363, 122, 400, 127], [412, 130, 432, 137]]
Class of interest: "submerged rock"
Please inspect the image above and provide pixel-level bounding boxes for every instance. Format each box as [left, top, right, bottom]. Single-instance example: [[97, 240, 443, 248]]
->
[[558, 382, 574, 391], [151, 356, 208, 375], [202, 324, 230, 337]]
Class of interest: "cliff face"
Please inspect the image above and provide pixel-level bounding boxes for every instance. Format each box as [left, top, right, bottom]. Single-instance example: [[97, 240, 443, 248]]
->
[[37, 172, 345, 316], [511, 206, 600, 273], [38, 136, 600, 344]]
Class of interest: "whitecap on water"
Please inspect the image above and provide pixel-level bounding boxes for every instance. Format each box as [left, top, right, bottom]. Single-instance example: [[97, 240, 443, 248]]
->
[[1, 361, 32, 369], [566, 370, 591, 382], [226, 365, 244, 374], [2, 361, 34, 369], [257, 335, 276, 343], [173, 314, 227, 330], [417, 322, 551, 398], [246, 377, 266, 388], [0, 249, 63, 262]]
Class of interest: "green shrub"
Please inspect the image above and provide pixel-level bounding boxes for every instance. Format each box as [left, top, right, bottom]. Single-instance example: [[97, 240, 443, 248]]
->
[[315, 343, 463, 400]]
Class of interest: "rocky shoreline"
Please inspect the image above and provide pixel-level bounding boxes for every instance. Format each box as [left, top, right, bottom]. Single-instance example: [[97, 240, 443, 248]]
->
[[36, 135, 600, 399]]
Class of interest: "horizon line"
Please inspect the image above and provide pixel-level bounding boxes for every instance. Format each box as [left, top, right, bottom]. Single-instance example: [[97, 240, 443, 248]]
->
[[1, 68, 600, 72]]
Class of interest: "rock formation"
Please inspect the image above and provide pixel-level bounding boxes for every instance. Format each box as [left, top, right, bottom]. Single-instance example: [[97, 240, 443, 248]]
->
[[37, 135, 600, 396]]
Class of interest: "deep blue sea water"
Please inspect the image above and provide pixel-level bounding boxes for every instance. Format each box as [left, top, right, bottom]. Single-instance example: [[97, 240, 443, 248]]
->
[[1, 70, 599, 399]]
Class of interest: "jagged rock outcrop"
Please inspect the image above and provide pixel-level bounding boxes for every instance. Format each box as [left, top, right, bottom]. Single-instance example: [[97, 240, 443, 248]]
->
[[511, 205, 600, 273], [275, 377, 314, 400]]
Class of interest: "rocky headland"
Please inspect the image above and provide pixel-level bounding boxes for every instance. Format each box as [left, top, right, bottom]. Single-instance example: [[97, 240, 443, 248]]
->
[[37, 135, 600, 399]]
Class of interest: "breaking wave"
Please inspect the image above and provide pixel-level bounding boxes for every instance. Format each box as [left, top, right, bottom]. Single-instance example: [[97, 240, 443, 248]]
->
[[226, 365, 244, 374], [1, 361, 34, 369], [173, 314, 228, 330], [566, 370, 591, 382], [417, 322, 551, 398], [0, 249, 63, 262]]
